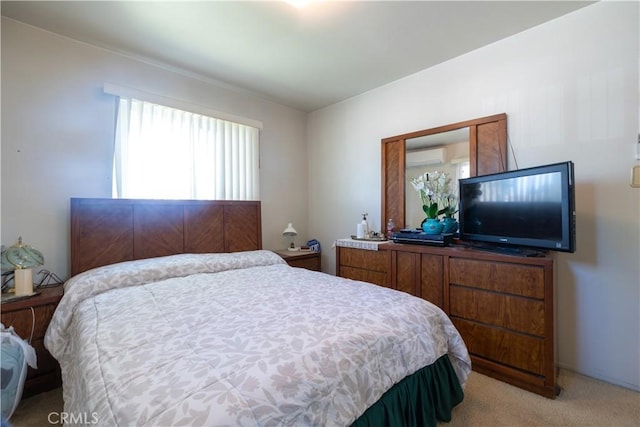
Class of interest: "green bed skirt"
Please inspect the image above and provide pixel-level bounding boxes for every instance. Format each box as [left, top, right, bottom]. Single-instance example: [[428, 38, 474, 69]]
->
[[351, 354, 464, 427]]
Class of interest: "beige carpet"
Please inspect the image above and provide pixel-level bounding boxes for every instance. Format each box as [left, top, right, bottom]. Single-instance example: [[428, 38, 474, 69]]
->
[[8, 369, 640, 426], [441, 369, 639, 427]]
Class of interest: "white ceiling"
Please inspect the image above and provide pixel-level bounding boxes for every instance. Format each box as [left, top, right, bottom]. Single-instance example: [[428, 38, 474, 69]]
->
[[1, 1, 594, 112]]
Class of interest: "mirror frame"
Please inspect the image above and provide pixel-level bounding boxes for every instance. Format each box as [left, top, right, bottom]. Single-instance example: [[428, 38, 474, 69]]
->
[[381, 113, 507, 230]]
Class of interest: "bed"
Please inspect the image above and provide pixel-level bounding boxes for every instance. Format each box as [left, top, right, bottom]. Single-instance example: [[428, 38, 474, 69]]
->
[[45, 198, 471, 426]]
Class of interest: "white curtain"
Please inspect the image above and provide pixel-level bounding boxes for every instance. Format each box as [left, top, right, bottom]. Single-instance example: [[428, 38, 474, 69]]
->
[[113, 98, 259, 200]]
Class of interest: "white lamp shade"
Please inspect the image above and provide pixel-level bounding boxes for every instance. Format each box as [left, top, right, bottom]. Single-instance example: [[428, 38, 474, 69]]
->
[[282, 223, 297, 236]]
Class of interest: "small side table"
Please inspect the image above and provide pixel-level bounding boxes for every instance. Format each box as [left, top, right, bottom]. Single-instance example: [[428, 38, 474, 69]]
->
[[1, 284, 64, 398], [275, 250, 321, 272]]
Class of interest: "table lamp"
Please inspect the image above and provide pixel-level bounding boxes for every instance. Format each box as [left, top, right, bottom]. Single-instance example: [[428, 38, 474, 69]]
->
[[1, 237, 44, 296], [282, 223, 299, 251]]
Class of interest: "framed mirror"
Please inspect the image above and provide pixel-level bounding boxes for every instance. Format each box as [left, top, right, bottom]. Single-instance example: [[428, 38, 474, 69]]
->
[[405, 127, 470, 228], [382, 113, 507, 230]]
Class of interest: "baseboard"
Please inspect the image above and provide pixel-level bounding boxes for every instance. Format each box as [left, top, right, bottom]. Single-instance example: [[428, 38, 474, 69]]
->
[[556, 363, 640, 392]]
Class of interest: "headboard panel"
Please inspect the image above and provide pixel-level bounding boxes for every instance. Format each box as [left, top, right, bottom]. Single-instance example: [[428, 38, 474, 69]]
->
[[70, 198, 262, 276]]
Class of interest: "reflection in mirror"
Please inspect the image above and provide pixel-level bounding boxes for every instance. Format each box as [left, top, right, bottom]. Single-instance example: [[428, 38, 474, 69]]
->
[[405, 127, 471, 229]]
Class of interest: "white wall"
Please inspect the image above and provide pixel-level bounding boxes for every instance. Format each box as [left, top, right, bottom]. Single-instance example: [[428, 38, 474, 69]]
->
[[1, 18, 309, 279], [308, 2, 639, 391]]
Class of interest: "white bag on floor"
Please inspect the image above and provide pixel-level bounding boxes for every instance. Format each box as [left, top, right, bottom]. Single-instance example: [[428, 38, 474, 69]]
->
[[1, 323, 37, 420]]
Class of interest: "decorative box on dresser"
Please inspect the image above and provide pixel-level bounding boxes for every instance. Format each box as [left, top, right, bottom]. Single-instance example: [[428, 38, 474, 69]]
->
[[336, 241, 558, 398], [1, 285, 64, 398]]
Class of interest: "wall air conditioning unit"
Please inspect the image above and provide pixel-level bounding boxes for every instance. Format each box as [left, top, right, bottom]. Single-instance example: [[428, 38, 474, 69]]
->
[[406, 147, 445, 167]]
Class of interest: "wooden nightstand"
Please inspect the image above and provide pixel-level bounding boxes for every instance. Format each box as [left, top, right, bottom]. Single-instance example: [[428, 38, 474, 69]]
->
[[275, 250, 321, 272], [1, 284, 64, 398]]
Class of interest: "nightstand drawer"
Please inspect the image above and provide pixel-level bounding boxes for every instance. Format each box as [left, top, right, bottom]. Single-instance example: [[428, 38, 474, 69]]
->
[[275, 250, 321, 272], [287, 256, 320, 271], [1, 304, 57, 339], [1, 285, 64, 398]]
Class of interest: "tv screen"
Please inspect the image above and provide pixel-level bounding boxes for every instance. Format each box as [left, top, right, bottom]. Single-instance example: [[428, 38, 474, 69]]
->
[[458, 161, 576, 254]]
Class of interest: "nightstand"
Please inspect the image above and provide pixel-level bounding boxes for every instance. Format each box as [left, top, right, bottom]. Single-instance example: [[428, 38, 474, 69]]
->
[[1, 284, 63, 398], [275, 250, 321, 272]]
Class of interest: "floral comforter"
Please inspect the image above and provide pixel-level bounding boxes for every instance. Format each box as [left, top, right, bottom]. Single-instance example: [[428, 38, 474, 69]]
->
[[45, 250, 470, 426]]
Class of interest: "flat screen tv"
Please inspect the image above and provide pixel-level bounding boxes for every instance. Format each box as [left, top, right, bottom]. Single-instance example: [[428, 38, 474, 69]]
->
[[458, 161, 576, 255]]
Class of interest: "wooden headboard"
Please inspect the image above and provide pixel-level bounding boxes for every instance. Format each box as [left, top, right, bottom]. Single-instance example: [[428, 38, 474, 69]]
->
[[70, 198, 262, 276]]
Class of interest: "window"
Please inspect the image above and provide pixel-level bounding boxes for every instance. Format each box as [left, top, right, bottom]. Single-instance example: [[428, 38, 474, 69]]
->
[[112, 97, 259, 200]]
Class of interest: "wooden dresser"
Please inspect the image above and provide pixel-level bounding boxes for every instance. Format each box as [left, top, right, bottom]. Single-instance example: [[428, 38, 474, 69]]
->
[[336, 242, 557, 398]]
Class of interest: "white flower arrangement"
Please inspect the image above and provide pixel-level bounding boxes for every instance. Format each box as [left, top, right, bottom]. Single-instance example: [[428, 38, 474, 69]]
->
[[410, 171, 458, 219]]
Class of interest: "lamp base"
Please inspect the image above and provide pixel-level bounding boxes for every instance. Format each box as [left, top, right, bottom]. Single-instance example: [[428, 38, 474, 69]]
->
[[14, 268, 34, 296], [287, 247, 300, 252]]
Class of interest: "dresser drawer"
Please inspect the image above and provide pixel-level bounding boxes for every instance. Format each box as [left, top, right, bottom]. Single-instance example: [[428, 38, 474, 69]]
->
[[452, 317, 544, 376], [449, 258, 544, 298], [338, 247, 388, 272], [339, 266, 388, 287], [449, 286, 545, 336]]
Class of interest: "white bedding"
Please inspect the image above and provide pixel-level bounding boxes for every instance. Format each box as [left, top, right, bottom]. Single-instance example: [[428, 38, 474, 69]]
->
[[45, 250, 470, 426]]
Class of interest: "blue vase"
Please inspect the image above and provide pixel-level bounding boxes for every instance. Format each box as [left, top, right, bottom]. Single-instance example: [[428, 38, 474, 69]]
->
[[422, 218, 444, 235], [441, 217, 459, 234]]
